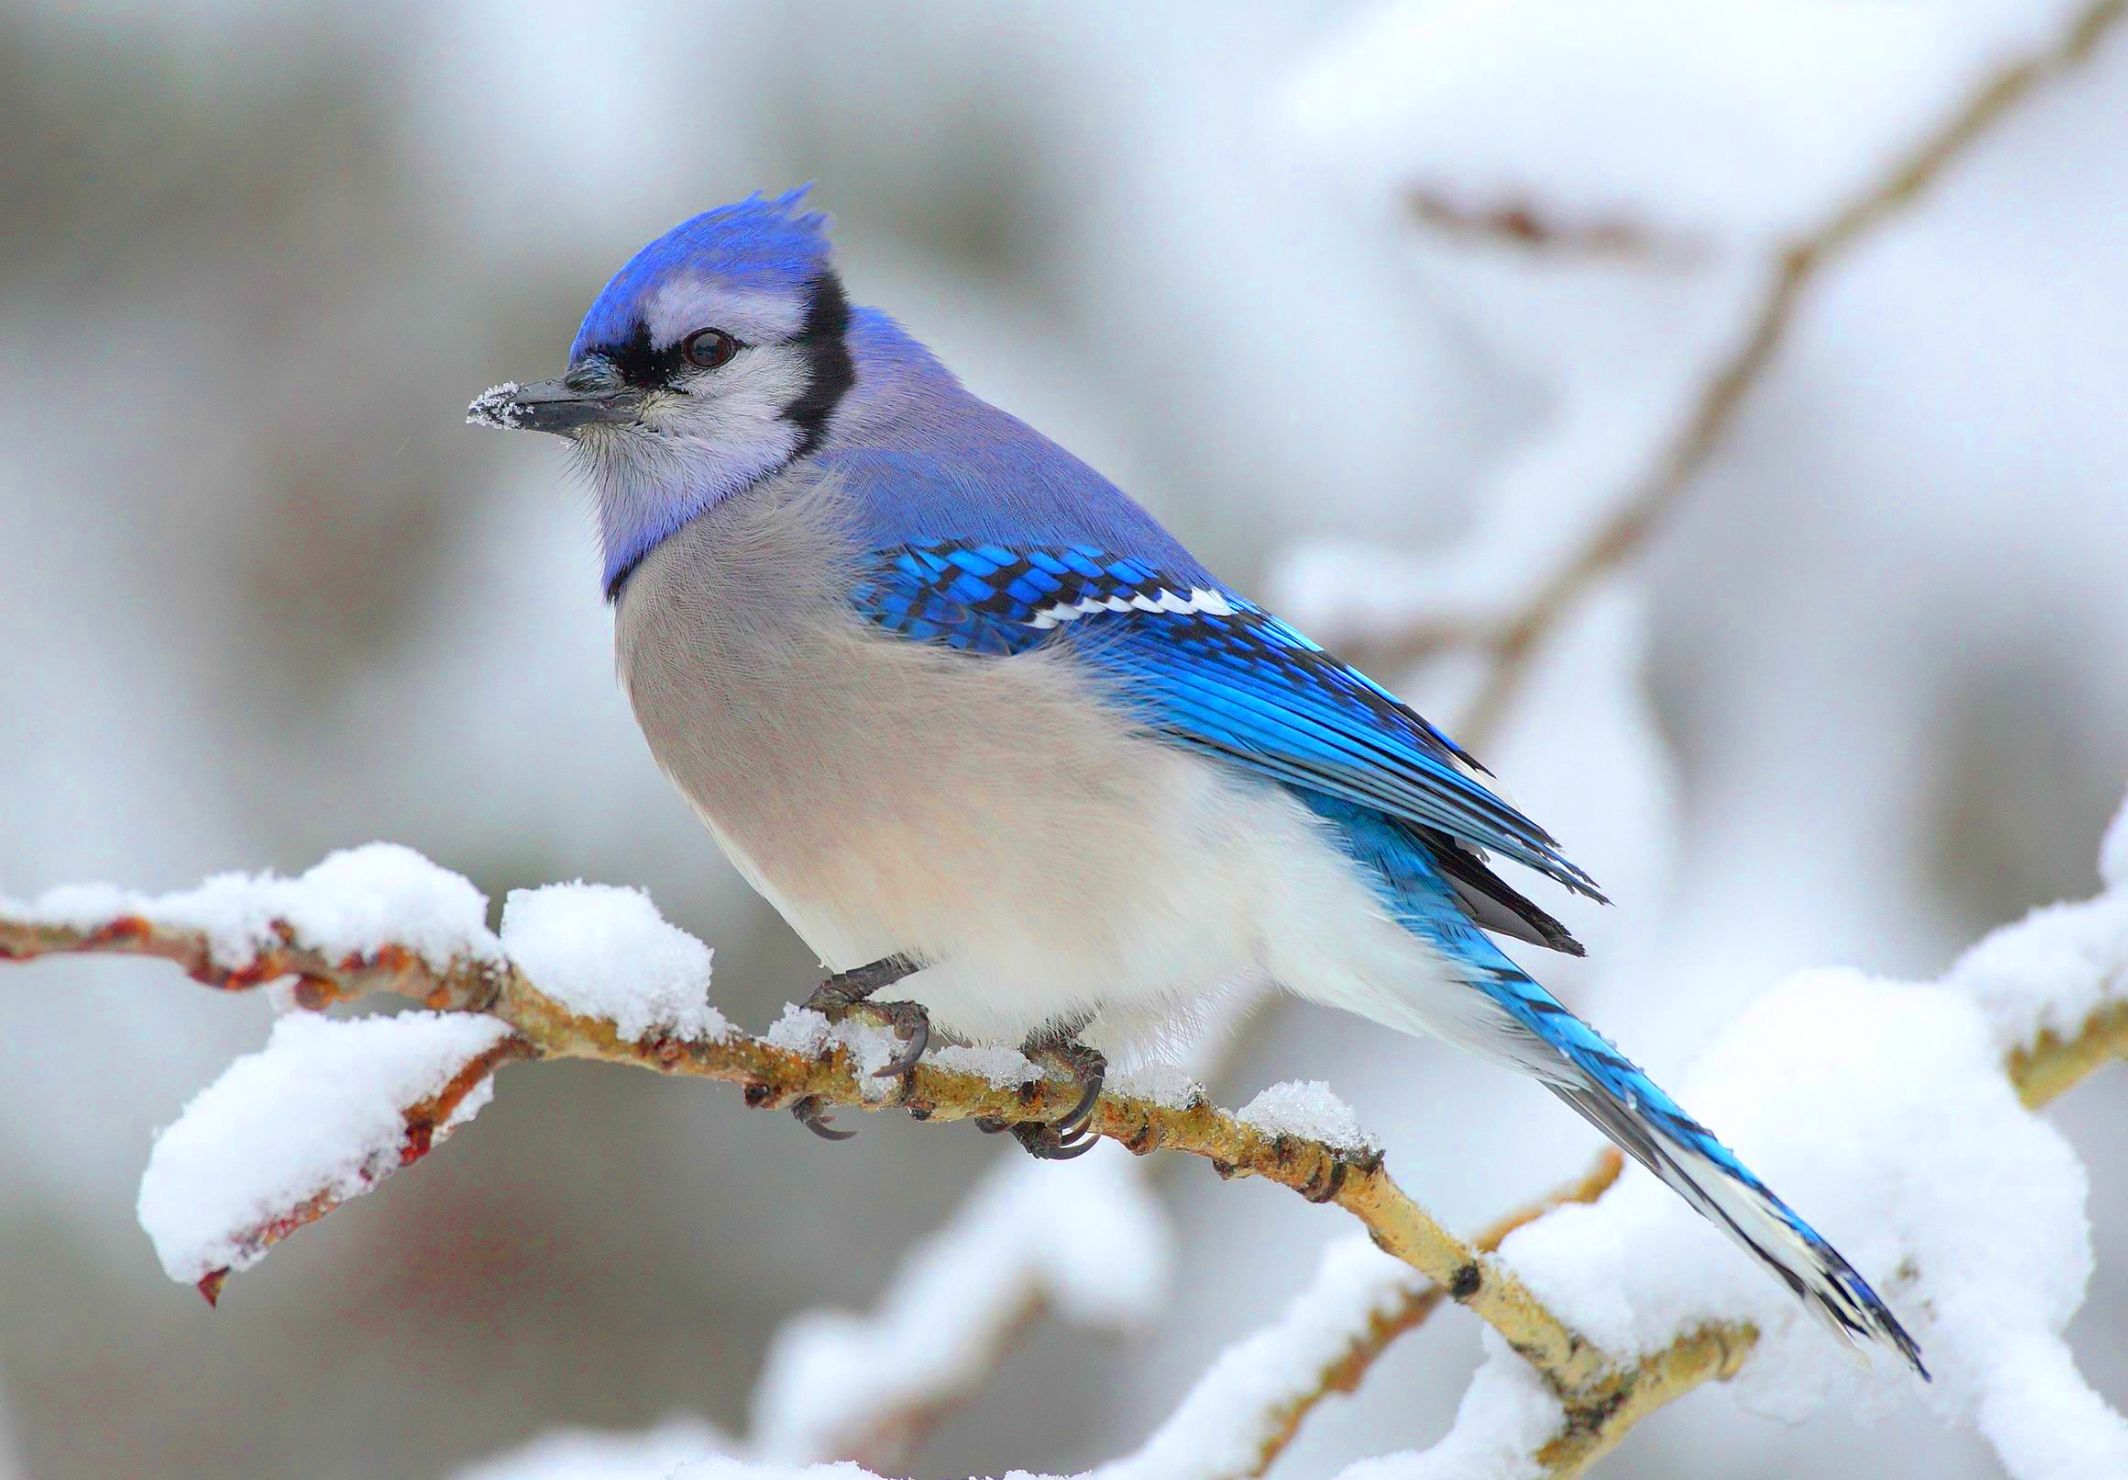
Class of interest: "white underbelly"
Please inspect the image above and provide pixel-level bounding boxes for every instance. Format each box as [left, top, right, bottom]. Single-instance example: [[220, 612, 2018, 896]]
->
[[668, 649, 1288, 1043]]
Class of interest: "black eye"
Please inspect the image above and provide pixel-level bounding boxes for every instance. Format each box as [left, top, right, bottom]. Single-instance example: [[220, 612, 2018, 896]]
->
[[681, 328, 740, 370]]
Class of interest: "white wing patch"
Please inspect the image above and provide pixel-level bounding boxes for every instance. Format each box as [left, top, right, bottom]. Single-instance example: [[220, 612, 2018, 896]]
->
[[1026, 587, 1236, 631]]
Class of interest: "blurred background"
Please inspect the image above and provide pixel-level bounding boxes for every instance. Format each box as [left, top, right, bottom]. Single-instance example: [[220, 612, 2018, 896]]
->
[[1, 2, 2122, 1477]]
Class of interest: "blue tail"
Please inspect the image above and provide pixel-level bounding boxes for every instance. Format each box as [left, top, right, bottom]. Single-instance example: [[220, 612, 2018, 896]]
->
[[1482, 964, 1927, 1377], [1301, 793, 1924, 1375]]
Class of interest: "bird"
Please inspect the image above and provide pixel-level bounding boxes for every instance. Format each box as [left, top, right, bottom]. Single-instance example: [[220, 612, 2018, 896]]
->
[[470, 186, 1924, 1377]]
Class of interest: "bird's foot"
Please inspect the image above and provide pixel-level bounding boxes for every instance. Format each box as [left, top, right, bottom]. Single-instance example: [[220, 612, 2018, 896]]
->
[[1007, 1119, 1100, 1159], [790, 1095, 854, 1141], [976, 1036, 1107, 1160], [1028, 1038, 1106, 1138], [803, 953, 920, 1010], [789, 956, 930, 1143], [852, 997, 931, 1082], [972, 1114, 1099, 1159]]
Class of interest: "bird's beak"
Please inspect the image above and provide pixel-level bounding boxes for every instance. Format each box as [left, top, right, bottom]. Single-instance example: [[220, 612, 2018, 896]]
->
[[466, 378, 638, 435]]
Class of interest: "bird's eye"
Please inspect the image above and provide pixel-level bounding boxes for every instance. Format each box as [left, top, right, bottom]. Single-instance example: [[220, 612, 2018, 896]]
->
[[681, 328, 740, 370]]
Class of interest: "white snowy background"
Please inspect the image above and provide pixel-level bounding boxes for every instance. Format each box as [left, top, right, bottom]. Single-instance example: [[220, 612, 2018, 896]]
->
[[1, 2, 2124, 1477]]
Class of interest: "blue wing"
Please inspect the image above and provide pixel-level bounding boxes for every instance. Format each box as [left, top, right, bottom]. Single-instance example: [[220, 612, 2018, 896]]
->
[[849, 539, 1603, 904]]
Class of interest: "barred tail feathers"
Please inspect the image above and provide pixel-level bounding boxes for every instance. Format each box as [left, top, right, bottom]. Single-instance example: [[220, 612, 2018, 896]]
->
[[1481, 968, 1927, 1378]]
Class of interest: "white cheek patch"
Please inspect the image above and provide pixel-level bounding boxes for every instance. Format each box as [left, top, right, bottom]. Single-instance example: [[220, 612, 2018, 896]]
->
[[621, 344, 812, 487], [643, 344, 811, 435], [1026, 587, 1236, 631], [644, 278, 808, 348]]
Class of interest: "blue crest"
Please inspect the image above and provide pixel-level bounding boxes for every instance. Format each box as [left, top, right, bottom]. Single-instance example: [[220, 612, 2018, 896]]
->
[[571, 186, 835, 359]]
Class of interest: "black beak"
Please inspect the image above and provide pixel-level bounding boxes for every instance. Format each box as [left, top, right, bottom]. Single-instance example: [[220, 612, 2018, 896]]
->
[[466, 377, 637, 435]]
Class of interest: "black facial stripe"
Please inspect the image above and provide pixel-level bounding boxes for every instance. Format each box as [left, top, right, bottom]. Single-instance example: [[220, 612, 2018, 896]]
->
[[594, 322, 688, 388], [782, 270, 854, 458]]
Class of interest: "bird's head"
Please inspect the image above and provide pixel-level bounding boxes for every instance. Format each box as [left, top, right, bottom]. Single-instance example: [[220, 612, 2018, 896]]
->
[[471, 187, 856, 592]]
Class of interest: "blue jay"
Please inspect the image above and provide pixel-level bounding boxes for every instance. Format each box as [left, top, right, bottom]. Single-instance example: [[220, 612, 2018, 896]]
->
[[472, 188, 1922, 1376]]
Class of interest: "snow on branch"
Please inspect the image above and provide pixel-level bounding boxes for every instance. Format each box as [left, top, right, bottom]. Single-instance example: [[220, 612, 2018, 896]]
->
[[1101, 1153, 1623, 1480], [1340, 844, 2128, 1478], [1059, 811, 2128, 1480], [139, 1010, 528, 1303]]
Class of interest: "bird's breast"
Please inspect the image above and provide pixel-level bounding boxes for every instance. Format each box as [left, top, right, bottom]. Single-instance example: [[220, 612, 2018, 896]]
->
[[609, 476, 1289, 1030]]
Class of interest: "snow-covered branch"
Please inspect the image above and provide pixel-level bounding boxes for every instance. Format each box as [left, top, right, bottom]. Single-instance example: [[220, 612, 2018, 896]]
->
[[1349, 837, 2128, 1479], [1076, 822, 2127, 1480], [1109, 1152, 1623, 1480], [0, 847, 1592, 1391], [9, 819, 2126, 1480]]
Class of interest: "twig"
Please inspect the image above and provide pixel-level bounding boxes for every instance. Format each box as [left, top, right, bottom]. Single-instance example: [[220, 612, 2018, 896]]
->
[[193, 1031, 535, 1307], [0, 913, 508, 1011], [1194, 990, 2124, 1480], [1240, 1152, 1625, 1478], [2009, 999, 2128, 1110]]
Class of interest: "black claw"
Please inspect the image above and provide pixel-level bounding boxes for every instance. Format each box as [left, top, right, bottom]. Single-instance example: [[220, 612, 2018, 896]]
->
[[869, 1002, 931, 1081], [1054, 1075, 1102, 1136], [1009, 1121, 1099, 1160], [791, 1095, 855, 1141], [1025, 1039, 1106, 1136], [797, 957, 931, 1086]]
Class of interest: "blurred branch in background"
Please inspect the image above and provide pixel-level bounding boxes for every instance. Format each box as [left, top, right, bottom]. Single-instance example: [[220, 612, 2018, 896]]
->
[[746, 1148, 1171, 1468], [1278, 0, 2128, 754], [744, 980, 1285, 1468]]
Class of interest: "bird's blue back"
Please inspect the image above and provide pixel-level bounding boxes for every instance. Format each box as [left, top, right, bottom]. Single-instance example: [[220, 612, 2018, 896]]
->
[[822, 309, 1212, 583]]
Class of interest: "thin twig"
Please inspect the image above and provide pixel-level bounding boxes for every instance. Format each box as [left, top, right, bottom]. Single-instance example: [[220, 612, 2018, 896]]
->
[[191, 1032, 535, 1307], [1243, 1151, 1625, 1478]]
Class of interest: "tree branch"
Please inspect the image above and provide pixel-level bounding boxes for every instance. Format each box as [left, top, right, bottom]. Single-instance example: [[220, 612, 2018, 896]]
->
[[0, 906, 1605, 1398], [8, 856, 2125, 1479], [1239, 1152, 1625, 1478]]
